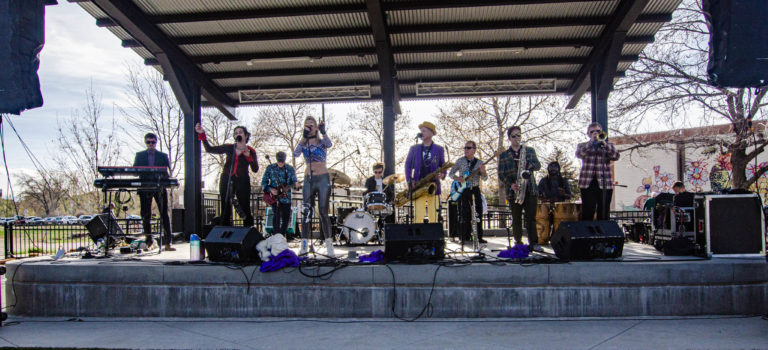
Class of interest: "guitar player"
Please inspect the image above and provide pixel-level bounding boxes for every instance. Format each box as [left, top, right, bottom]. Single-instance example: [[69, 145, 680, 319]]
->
[[261, 151, 298, 238], [448, 140, 488, 243]]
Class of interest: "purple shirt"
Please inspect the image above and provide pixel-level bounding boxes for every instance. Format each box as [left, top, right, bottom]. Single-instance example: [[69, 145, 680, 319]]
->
[[404, 143, 446, 195], [147, 150, 155, 166]]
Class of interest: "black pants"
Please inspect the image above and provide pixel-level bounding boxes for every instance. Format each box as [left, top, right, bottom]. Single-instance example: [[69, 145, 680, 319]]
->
[[458, 186, 484, 241], [581, 179, 613, 221], [301, 173, 331, 240], [510, 193, 537, 245], [272, 202, 292, 236], [139, 189, 171, 245], [219, 175, 253, 227]]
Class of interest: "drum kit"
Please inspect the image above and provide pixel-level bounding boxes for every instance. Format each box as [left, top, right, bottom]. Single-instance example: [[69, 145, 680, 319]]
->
[[332, 170, 405, 245]]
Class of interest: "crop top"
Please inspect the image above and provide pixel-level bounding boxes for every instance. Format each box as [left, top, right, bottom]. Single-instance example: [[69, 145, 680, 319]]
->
[[293, 137, 332, 163]]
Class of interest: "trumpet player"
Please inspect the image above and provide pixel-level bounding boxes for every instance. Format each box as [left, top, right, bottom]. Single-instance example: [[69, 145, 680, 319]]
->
[[576, 122, 620, 221], [498, 126, 541, 251]]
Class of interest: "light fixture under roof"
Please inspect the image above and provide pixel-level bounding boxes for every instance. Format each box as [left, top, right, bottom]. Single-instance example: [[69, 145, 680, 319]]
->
[[456, 47, 525, 57], [245, 56, 315, 66], [415, 79, 556, 96], [239, 85, 371, 103]]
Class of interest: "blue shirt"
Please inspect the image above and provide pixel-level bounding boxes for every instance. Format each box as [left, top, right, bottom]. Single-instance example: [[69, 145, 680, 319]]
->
[[293, 137, 332, 163], [261, 163, 298, 204]]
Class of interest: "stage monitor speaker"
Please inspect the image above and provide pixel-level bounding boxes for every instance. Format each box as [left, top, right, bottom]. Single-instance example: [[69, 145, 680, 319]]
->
[[85, 214, 124, 245], [0, 0, 45, 114], [694, 194, 765, 257], [384, 223, 445, 262], [704, 0, 768, 87], [551, 221, 624, 261], [171, 208, 184, 234], [204, 226, 264, 263]]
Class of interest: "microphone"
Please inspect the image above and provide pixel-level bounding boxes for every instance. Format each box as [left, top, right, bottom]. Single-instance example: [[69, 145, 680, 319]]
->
[[265, 154, 271, 160], [356, 147, 361, 155], [235, 135, 243, 142], [416, 132, 423, 139]]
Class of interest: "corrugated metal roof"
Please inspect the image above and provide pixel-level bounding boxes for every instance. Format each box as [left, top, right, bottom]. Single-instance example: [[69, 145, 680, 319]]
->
[[75, 0, 682, 103]]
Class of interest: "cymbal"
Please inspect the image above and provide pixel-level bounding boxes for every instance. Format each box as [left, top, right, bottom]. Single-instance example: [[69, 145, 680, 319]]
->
[[327, 168, 351, 186], [383, 173, 405, 184]]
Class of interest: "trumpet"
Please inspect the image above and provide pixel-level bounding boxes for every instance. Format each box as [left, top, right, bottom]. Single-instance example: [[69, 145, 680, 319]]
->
[[597, 131, 608, 142]]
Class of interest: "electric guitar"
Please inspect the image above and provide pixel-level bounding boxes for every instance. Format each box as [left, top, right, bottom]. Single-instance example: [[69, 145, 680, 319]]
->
[[263, 184, 288, 206], [449, 150, 501, 202]]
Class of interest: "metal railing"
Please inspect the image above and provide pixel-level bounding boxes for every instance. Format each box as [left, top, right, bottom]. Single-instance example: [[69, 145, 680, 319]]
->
[[3, 219, 161, 259]]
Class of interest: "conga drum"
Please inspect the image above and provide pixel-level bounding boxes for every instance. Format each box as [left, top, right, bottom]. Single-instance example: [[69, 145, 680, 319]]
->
[[553, 202, 581, 238], [536, 202, 554, 244]]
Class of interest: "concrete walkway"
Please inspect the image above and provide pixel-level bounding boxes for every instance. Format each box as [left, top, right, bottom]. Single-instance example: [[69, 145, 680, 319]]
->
[[0, 316, 765, 349]]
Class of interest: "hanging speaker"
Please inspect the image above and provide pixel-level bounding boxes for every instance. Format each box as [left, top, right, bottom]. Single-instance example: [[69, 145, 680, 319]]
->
[[0, 0, 46, 114], [704, 0, 768, 87]]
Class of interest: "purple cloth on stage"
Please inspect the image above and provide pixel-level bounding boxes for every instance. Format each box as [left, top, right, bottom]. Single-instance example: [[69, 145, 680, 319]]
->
[[404, 143, 446, 195], [498, 244, 529, 259], [260, 249, 304, 272], [358, 250, 384, 263]]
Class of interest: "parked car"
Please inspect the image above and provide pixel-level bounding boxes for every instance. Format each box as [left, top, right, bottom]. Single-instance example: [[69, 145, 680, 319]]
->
[[53, 216, 64, 225], [28, 217, 45, 226], [126, 215, 142, 221], [43, 217, 57, 225], [78, 215, 94, 225], [61, 216, 79, 225], [9, 215, 25, 224]]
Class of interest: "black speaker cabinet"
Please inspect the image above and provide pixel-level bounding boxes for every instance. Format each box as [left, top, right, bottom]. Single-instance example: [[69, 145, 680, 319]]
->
[[694, 194, 766, 257], [551, 221, 624, 261], [171, 208, 184, 234], [384, 223, 445, 262], [85, 214, 124, 245], [204, 226, 264, 263], [705, 0, 768, 87]]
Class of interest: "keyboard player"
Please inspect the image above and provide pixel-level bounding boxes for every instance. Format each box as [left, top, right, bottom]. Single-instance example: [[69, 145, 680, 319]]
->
[[133, 133, 175, 251]]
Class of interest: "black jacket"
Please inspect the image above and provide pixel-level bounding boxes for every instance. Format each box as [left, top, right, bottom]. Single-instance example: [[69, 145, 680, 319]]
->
[[133, 150, 170, 168], [364, 176, 395, 202]]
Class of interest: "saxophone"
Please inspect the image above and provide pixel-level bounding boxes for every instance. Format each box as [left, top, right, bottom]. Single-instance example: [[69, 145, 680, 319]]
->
[[395, 162, 454, 206], [513, 144, 528, 205]]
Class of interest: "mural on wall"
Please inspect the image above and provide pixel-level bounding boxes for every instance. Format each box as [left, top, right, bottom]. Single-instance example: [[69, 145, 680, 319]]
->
[[685, 159, 709, 192], [747, 161, 768, 204], [632, 165, 675, 209], [709, 153, 732, 192]]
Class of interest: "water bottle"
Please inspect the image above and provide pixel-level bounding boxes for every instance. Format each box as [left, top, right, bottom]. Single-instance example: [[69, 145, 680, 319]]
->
[[190, 234, 201, 261], [96, 238, 104, 252]]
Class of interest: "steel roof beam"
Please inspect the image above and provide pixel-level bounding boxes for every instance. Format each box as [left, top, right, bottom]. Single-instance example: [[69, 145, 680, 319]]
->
[[90, 0, 235, 119]]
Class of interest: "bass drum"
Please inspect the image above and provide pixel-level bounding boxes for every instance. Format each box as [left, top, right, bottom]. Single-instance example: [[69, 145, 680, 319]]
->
[[341, 210, 377, 244]]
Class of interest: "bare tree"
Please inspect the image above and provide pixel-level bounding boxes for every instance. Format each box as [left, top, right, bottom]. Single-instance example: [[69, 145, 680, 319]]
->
[[612, 0, 768, 190], [435, 96, 580, 204], [55, 83, 121, 209], [252, 104, 317, 172], [17, 170, 70, 216]]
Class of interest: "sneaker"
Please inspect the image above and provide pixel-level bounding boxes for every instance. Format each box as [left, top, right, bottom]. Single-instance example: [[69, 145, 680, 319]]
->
[[478, 238, 488, 244], [163, 244, 176, 252], [145, 235, 154, 248], [299, 239, 309, 255], [325, 238, 335, 258], [532, 244, 544, 252]]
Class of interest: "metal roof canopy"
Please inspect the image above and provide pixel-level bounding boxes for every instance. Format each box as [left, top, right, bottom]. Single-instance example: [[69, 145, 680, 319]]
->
[[68, 0, 681, 236], [72, 0, 680, 118]]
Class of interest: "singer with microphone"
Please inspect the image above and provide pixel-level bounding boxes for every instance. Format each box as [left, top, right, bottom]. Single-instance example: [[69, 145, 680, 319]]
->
[[195, 123, 258, 227], [576, 122, 620, 221], [404, 121, 445, 224], [293, 116, 334, 257]]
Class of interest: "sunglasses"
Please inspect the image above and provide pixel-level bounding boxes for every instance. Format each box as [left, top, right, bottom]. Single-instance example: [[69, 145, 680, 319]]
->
[[464, 147, 475, 150], [510, 134, 521, 138], [589, 130, 602, 134], [374, 170, 383, 174], [145, 140, 156, 145]]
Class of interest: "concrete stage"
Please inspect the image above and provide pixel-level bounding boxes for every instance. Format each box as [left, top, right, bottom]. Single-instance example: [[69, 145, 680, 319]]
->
[[5, 238, 767, 319]]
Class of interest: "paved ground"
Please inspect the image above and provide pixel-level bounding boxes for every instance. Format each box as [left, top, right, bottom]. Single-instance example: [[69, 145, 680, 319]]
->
[[0, 315, 765, 349]]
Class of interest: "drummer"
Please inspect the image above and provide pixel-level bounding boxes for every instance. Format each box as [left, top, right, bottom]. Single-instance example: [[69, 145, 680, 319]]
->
[[537, 161, 572, 203], [364, 162, 395, 223]]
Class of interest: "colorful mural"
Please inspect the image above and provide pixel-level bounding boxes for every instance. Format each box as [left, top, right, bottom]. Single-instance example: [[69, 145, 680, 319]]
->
[[709, 153, 732, 192], [685, 159, 709, 192], [632, 166, 675, 209]]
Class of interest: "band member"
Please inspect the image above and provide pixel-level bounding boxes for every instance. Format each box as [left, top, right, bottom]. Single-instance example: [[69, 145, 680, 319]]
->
[[448, 141, 488, 243], [195, 123, 258, 227], [364, 162, 395, 223], [404, 121, 445, 223], [498, 126, 541, 251], [538, 161, 573, 203], [133, 133, 174, 251], [261, 151, 298, 238], [293, 116, 334, 257], [576, 122, 620, 221]]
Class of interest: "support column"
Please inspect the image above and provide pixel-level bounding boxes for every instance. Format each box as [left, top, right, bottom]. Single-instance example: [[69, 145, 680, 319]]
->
[[183, 88, 202, 237], [590, 68, 608, 131], [382, 97, 396, 175]]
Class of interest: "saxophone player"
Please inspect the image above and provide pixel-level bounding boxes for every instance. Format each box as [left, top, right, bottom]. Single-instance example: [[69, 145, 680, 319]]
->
[[498, 126, 541, 251], [404, 121, 445, 223]]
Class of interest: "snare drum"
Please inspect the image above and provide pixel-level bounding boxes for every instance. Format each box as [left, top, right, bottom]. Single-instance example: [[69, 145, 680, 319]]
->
[[341, 210, 377, 244], [365, 191, 388, 211]]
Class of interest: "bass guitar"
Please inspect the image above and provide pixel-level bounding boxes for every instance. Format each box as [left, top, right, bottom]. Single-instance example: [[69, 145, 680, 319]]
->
[[263, 184, 287, 206], [449, 150, 501, 202]]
